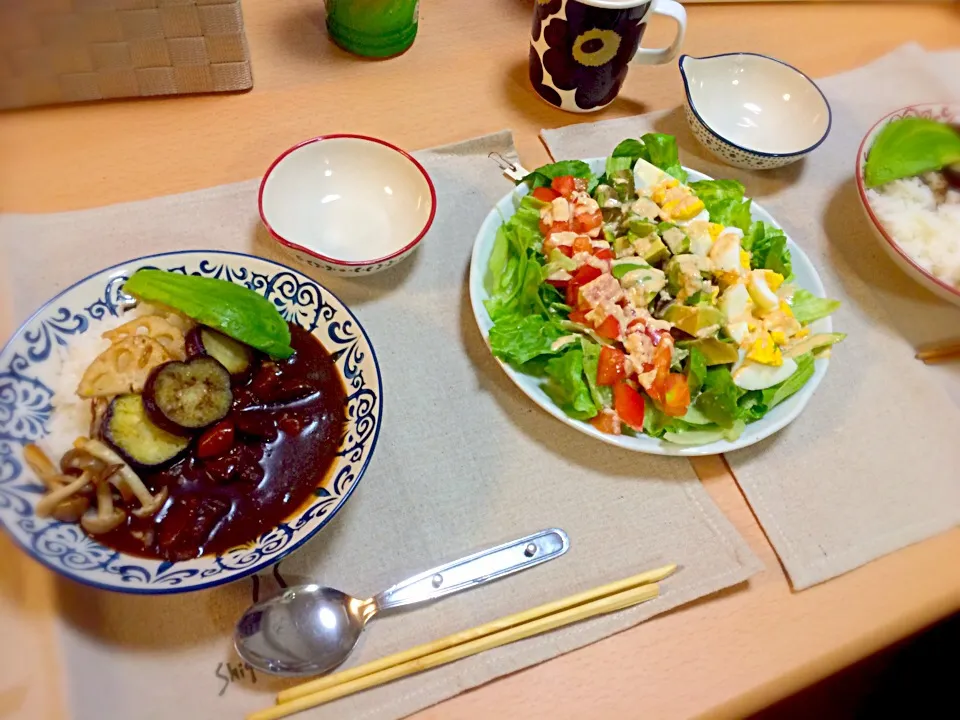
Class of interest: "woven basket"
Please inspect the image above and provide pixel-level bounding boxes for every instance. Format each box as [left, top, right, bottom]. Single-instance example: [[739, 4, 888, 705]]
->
[[0, 0, 253, 110]]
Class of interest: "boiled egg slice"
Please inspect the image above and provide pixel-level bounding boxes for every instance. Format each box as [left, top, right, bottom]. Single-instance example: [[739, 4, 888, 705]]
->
[[733, 356, 799, 390]]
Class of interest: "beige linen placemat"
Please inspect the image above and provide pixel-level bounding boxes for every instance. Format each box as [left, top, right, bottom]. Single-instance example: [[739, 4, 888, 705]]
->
[[543, 44, 960, 590], [0, 132, 761, 720]]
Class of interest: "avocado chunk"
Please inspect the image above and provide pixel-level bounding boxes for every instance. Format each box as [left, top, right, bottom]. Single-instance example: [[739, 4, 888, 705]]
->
[[623, 214, 658, 237], [594, 184, 617, 208], [611, 261, 650, 280], [635, 235, 670, 264], [610, 169, 635, 201], [783, 332, 846, 359], [662, 226, 690, 255], [678, 337, 740, 365], [663, 304, 724, 336]]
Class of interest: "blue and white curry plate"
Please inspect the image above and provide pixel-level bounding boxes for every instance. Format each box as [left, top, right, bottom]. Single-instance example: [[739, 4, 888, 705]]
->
[[0, 251, 381, 594]]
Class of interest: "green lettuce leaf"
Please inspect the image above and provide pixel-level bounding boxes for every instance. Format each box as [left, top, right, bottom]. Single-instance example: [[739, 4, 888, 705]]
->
[[864, 117, 960, 188], [748, 221, 792, 277], [760, 353, 815, 409], [605, 155, 634, 178], [521, 160, 597, 193], [611, 138, 647, 161], [789, 288, 841, 324], [489, 314, 565, 366], [689, 179, 752, 233], [484, 196, 548, 321], [608, 134, 687, 182], [580, 338, 612, 411], [694, 366, 744, 428], [736, 390, 768, 422], [641, 133, 687, 182], [543, 349, 598, 420], [686, 346, 707, 399], [643, 402, 682, 438]]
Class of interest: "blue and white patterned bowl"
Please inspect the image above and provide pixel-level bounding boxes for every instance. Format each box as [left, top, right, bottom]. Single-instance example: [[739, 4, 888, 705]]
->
[[0, 251, 382, 594], [679, 53, 831, 170]]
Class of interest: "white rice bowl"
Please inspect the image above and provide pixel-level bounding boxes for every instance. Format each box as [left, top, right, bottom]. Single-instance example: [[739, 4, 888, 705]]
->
[[866, 177, 960, 288]]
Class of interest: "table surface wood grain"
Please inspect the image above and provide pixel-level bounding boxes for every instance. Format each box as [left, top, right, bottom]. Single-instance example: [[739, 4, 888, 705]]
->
[[1, 2, 959, 719]]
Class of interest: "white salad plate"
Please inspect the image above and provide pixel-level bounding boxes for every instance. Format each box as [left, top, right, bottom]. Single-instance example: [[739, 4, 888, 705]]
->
[[0, 251, 382, 593], [469, 160, 833, 456]]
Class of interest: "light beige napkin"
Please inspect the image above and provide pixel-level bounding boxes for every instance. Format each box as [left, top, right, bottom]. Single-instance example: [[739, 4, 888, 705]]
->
[[542, 43, 960, 590], [0, 132, 760, 720]]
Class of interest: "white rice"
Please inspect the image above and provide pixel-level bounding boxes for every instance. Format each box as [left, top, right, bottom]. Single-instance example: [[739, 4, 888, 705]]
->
[[42, 305, 164, 460], [866, 178, 960, 288]]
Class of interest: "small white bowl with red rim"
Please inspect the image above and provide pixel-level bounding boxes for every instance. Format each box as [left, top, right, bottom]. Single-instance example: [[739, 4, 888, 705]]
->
[[855, 103, 960, 307], [259, 134, 437, 274]]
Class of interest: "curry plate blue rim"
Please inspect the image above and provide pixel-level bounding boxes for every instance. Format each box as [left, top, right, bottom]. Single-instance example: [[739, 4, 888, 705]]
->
[[679, 52, 833, 158], [0, 250, 382, 595]]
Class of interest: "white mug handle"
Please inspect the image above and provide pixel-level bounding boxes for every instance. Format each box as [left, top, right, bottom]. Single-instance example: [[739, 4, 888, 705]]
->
[[631, 0, 687, 66]]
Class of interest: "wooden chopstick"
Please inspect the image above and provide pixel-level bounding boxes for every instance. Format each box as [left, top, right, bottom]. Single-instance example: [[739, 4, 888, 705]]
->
[[250, 582, 663, 720], [277, 563, 676, 705], [250, 564, 676, 720], [916, 342, 960, 364]]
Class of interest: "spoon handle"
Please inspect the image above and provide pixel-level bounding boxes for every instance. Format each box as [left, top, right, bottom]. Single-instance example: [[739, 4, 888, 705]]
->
[[371, 528, 569, 613]]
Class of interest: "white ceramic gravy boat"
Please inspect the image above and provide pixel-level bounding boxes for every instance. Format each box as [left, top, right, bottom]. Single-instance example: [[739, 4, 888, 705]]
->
[[679, 53, 831, 170]]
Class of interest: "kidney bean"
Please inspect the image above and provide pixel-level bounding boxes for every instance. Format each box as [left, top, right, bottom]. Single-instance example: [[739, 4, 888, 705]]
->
[[196, 420, 235, 459], [250, 362, 283, 402]]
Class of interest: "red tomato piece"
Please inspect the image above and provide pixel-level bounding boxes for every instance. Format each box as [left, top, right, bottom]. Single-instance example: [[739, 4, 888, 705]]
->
[[539, 219, 551, 236], [572, 264, 602, 287], [551, 175, 577, 198], [613, 382, 646, 431], [647, 341, 672, 401], [572, 236, 593, 255], [596, 315, 621, 340], [568, 309, 590, 325], [532, 186, 560, 203], [590, 411, 622, 436], [551, 220, 571, 233], [557, 245, 574, 258], [597, 346, 627, 386], [565, 282, 580, 308], [546, 278, 568, 290], [660, 373, 691, 417], [573, 210, 603, 234], [594, 248, 613, 261]]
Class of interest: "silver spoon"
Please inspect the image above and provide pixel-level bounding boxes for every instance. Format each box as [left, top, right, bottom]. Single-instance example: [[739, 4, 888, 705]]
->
[[234, 528, 570, 676]]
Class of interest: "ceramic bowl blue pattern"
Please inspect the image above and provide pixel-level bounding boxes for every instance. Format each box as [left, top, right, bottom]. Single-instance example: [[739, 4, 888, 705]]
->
[[0, 251, 382, 594]]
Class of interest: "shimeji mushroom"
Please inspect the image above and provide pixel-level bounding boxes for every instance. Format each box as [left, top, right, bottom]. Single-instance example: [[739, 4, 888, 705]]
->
[[23, 444, 65, 491], [59, 447, 108, 479], [81, 467, 126, 535], [74, 438, 169, 518], [35, 471, 94, 518], [51, 496, 91, 523], [25, 444, 92, 521]]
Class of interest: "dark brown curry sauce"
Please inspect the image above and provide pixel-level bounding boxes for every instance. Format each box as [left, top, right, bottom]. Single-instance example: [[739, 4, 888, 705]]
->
[[99, 323, 346, 562]]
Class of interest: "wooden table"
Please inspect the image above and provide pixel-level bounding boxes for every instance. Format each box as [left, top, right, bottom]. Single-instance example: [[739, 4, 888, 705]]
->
[[2, 2, 959, 718]]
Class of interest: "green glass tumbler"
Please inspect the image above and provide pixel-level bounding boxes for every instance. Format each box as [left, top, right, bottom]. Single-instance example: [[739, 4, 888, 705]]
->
[[325, 0, 420, 58]]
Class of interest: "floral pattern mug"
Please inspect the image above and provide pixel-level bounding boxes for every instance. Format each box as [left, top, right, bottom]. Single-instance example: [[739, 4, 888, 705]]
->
[[530, 0, 687, 113]]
